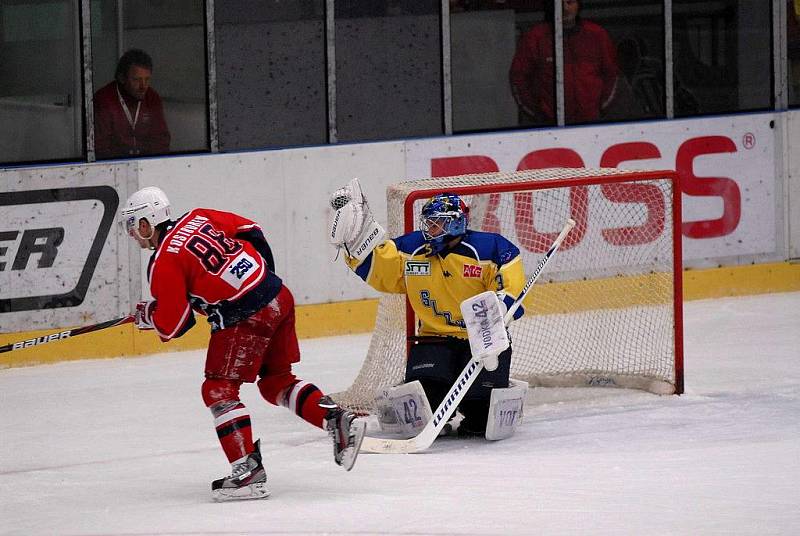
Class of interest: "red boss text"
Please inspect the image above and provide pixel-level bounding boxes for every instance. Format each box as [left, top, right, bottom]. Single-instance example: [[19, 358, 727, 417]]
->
[[430, 136, 741, 251]]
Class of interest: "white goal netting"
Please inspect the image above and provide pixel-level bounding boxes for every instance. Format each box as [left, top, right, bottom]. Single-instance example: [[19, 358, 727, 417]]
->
[[332, 168, 683, 414]]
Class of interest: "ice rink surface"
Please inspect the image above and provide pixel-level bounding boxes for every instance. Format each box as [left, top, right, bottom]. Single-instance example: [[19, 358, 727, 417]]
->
[[1, 292, 799, 536]]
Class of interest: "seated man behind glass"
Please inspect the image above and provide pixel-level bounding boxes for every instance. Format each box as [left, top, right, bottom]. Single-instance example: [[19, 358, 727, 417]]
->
[[93, 48, 171, 159]]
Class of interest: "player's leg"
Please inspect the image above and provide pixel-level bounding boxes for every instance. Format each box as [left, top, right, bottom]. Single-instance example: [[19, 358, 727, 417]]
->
[[201, 378, 254, 462], [255, 285, 327, 427], [205, 317, 274, 460], [255, 285, 365, 470], [257, 368, 329, 428], [204, 319, 273, 501]]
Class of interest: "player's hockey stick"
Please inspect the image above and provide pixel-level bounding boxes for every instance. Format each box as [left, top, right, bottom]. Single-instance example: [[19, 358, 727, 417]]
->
[[0, 315, 135, 354], [360, 218, 576, 454]]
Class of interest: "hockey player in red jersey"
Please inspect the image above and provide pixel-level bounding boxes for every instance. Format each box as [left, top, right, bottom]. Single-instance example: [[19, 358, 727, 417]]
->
[[121, 186, 365, 501]]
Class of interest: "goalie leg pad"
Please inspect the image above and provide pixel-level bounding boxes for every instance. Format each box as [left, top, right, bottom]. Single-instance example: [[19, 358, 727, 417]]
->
[[485, 379, 528, 441], [328, 177, 386, 262], [374, 380, 433, 439]]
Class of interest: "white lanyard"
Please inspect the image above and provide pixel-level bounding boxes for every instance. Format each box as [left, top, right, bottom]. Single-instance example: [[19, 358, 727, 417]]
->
[[116, 84, 141, 130]]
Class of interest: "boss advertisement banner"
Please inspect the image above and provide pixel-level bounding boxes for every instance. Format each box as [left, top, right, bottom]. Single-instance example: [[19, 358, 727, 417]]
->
[[1, 164, 136, 332], [404, 113, 781, 265]]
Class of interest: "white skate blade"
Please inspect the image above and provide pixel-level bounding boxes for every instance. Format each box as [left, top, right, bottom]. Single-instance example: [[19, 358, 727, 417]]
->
[[211, 481, 270, 502], [340, 419, 367, 471]]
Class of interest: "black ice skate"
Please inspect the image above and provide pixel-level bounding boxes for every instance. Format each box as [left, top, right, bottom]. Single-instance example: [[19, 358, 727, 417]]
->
[[319, 396, 366, 471], [211, 439, 270, 502]]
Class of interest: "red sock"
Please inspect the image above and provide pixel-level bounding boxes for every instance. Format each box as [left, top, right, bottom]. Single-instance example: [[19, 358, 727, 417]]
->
[[280, 381, 327, 429], [209, 399, 254, 463]]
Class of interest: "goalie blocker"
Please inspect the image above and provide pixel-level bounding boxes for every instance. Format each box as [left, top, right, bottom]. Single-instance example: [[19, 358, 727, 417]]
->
[[460, 291, 510, 372], [328, 178, 386, 262]]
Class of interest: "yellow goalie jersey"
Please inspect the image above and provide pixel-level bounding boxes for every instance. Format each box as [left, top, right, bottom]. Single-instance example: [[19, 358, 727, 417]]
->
[[347, 230, 526, 338]]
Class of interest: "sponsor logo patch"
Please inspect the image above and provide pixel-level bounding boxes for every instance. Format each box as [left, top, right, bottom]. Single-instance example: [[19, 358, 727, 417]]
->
[[463, 264, 482, 278], [221, 252, 258, 289], [405, 261, 430, 276]]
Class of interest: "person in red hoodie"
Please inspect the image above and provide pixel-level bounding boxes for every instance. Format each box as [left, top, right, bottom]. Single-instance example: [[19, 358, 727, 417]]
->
[[93, 49, 171, 159], [509, 0, 619, 125]]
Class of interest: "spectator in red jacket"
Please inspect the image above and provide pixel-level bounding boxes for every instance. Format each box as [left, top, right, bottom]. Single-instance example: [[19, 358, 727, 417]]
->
[[93, 49, 171, 159], [509, 0, 619, 125]]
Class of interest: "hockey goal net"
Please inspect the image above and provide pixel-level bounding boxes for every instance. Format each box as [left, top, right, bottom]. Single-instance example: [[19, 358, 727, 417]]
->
[[332, 167, 683, 414]]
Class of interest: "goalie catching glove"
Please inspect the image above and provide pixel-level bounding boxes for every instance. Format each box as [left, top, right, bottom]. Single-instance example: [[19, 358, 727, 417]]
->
[[328, 178, 386, 262]]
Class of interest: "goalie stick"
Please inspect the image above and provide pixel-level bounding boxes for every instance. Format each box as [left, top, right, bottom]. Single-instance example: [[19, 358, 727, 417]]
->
[[1, 315, 134, 355], [360, 218, 577, 454]]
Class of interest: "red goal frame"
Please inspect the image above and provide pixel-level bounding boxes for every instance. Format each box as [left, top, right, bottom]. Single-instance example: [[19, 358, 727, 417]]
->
[[401, 170, 684, 394]]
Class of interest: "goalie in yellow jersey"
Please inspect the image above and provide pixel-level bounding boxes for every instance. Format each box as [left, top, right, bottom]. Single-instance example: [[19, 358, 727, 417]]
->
[[328, 179, 528, 438]]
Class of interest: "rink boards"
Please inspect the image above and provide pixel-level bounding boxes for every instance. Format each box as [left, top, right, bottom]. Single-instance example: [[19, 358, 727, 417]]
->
[[2, 112, 800, 366]]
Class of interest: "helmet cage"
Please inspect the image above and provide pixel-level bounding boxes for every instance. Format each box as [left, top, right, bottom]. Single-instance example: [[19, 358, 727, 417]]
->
[[419, 194, 468, 250], [420, 213, 466, 241]]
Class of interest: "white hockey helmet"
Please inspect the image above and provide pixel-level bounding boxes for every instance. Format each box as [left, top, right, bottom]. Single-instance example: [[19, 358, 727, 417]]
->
[[121, 186, 172, 238]]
